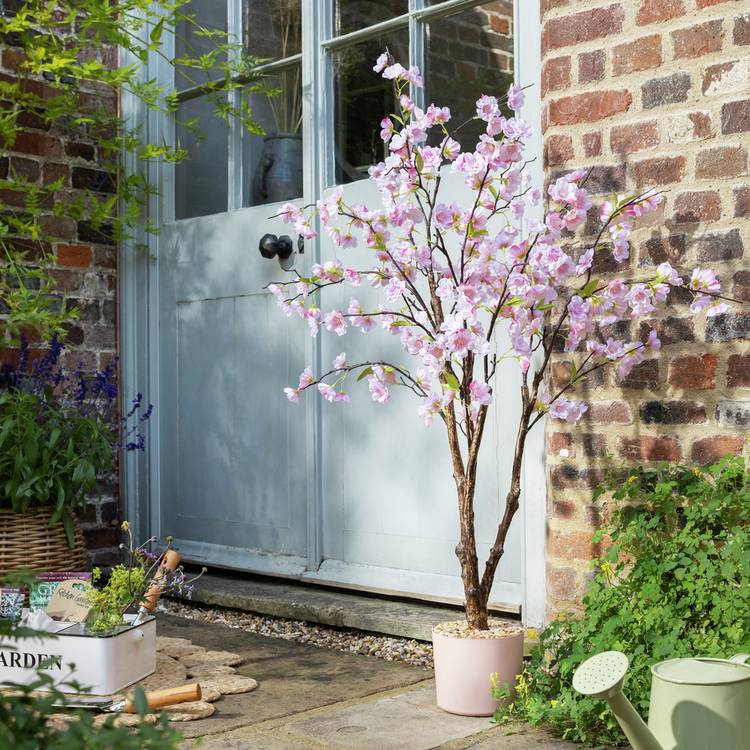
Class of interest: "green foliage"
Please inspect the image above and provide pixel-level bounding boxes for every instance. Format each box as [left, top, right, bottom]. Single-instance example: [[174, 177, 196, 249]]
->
[[0, 595, 182, 749], [495, 454, 750, 746], [0, 0, 271, 343], [0, 386, 111, 537], [85, 564, 148, 633]]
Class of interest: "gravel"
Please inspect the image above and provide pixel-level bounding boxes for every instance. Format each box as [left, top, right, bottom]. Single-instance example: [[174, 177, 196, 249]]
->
[[159, 599, 434, 669]]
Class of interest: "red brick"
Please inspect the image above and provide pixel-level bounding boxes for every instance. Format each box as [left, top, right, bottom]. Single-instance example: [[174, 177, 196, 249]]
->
[[610, 121, 659, 154], [39, 214, 77, 239], [672, 20, 724, 60], [547, 566, 578, 599], [584, 401, 632, 424], [545, 4, 624, 49], [633, 155, 686, 186], [57, 243, 93, 268], [722, 100, 750, 134], [5, 131, 62, 158], [735, 186, 750, 217], [619, 436, 681, 462], [548, 530, 602, 561], [549, 432, 573, 456], [578, 50, 605, 84], [735, 14, 750, 46], [489, 16, 510, 35], [549, 90, 631, 125], [582, 434, 608, 458], [582, 131, 602, 157], [636, 0, 686, 26], [542, 56, 571, 96], [695, 228, 744, 261], [641, 234, 688, 265], [732, 270, 750, 302], [727, 354, 750, 387], [696, 146, 748, 179], [613, 35, 662, 75], [673, 191, 721, 223], [691, 435, 745, 464], [639, 400, 707, 424], [551, 499, 576, 520], [545, 134, 574, 167], [717, 186, 745, 233], [702, 60, 749, 97], [550, 465, 604, 490], [42, 162, 69, 185], [617, 359, 660, 390], [668, 354, 718, 389]]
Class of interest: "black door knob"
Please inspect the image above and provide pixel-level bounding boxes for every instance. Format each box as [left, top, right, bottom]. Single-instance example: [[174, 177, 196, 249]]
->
[[259, 233, 293, 260]]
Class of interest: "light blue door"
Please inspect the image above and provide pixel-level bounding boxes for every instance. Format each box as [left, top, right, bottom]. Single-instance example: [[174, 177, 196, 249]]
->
[[155, 0, 310, 573], [125, 0, 546, 621]]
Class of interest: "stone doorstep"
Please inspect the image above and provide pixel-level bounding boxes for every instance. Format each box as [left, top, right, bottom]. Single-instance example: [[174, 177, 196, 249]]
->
[[172, 572, 533, 648]]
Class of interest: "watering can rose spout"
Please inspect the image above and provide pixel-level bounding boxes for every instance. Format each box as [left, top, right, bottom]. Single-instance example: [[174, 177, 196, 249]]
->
[[573, 652, 663, 750], [574, 650, 750, 750]]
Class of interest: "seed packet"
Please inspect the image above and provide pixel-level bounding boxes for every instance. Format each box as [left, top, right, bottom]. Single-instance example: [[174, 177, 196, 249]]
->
[[0, 588, 24, 620], [29, 572, 92, 611]]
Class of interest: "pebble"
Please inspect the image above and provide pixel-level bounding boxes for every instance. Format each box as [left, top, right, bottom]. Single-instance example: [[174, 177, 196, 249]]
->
[[160, 600, 434, 669]]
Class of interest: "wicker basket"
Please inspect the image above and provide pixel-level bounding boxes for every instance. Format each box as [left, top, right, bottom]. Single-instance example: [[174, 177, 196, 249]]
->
[[0, 508, 87, 577]]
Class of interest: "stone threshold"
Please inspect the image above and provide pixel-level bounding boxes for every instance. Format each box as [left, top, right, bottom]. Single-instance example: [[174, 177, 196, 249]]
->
[[172, 571, 522, 643]]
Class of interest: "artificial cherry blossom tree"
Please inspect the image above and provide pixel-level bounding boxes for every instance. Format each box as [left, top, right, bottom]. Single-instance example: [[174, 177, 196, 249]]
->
[[269, 54, 729, 630]]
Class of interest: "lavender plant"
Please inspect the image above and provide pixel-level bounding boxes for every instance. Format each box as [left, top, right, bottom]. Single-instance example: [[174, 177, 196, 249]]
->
[[0, 336, 151, 545]]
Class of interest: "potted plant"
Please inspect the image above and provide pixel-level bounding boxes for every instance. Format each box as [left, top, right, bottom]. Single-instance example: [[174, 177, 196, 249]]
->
[[0, 337, 151, 575], [268, 54, 731, 715]]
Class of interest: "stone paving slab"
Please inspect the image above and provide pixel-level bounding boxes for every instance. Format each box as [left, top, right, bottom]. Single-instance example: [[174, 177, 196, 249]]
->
[[284, 681, 490, 749], [157, 613, 430, 739], [158, 614, 606, 750]]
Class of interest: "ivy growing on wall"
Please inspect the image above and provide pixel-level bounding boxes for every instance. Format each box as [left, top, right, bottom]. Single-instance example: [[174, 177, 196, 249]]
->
[[0, 0, 270, 343]]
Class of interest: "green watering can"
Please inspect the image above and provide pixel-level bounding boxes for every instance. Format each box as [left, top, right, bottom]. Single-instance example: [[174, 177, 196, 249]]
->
[[573, 651, 750, 750]]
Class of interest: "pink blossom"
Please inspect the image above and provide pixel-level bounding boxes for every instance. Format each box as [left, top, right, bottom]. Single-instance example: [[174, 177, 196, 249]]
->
[[475, 94, 499, 121], [373, 52, 389, 73], [507, 83, 525, 112], [470, 380, 492, 405], [284, 387, 300, 403], [298, 367, 314, 388], [317, 383, 338, 402], [279, 202, 302, 224], [368, 377, 390, 404], [380, 117, 394, 142], [442, 137, 461, 161], [333, 352, 347, 370], [324, 310, 347, 336], [382, 62, 405, 80]]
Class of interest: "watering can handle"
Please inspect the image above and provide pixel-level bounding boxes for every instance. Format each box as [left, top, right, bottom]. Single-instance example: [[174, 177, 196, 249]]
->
[[730, 654, 750, 664]]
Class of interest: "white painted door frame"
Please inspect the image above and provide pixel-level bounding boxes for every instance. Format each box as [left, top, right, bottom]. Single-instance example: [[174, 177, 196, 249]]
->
[[119, 0, 546, 625]]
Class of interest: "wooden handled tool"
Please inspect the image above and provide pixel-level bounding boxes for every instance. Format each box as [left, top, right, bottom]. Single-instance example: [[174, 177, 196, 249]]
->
[[122, 682, 201, 713], [132, 549, 181, 625], [58, 682, 202, 713]]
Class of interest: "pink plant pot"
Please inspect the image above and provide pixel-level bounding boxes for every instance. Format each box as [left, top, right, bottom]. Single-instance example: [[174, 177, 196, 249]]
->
[[432, 625, 524, 717]]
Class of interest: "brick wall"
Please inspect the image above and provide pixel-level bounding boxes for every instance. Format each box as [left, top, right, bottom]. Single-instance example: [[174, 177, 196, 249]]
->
[[540, 0, 750, 615], [0, 42, 121, 566]]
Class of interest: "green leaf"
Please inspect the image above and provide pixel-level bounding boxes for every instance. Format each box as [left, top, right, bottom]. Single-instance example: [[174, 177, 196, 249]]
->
[[443, 371, 460, 391], [149, 18, 164, 45], [356, 366, 374, 382], [580, 278, 600, 298]]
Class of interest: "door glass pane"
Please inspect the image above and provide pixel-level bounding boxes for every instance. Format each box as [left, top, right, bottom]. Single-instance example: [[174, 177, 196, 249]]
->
[[175, 0, 228, 92], [175, 96, 228, 220], [333, 29, 408, 185], [243, 65, 303, 206], [334, 0, 408, 36], [243, 0, 302, 62], [426, 1, 514, 150]]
